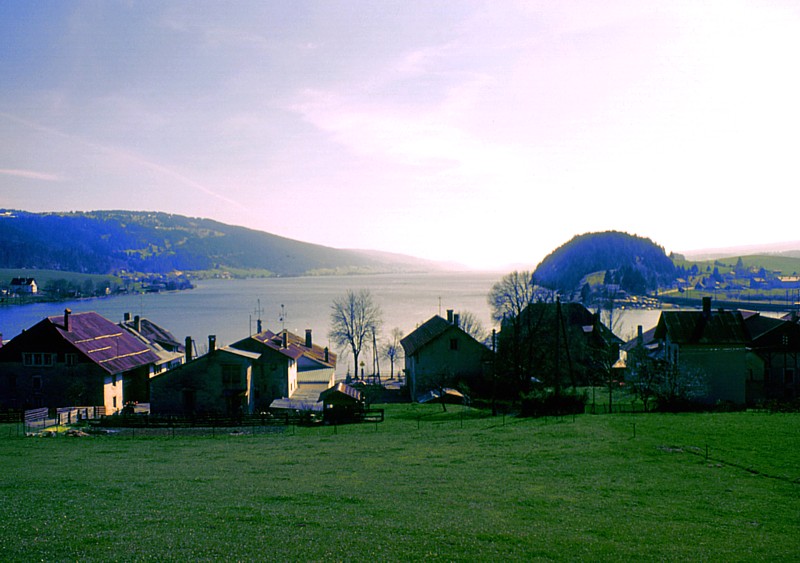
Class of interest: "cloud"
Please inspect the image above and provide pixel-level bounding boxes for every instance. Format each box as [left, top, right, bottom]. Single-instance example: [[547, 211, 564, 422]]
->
[[0, 168, 63, 182], [0, 112, 246, 210]]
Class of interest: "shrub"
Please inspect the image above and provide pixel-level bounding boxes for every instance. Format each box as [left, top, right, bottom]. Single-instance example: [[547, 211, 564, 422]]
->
[[519, 389, 587, 417]]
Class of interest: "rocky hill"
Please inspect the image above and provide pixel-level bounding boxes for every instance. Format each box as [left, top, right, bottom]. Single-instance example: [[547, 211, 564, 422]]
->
[[0, 210, 440, 276], [534, 231, 676, 294]]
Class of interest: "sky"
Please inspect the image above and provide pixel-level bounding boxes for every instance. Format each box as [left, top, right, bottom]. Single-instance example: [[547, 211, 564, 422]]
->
[[2, 1, 800, 270]]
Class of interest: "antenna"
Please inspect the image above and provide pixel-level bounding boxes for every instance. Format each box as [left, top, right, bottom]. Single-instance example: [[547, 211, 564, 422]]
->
[[254, 299, 264, 325], [279, 304, 286, 332]]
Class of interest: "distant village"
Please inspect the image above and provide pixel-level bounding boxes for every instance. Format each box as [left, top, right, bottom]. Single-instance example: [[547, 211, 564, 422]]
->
[[0, 273, 193, 306]]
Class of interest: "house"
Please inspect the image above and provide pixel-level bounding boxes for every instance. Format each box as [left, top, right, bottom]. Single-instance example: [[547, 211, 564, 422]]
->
[[150, 328, 336, 416], [653, 297, 758, 404], [232, 328, 336, 412], [0, 309, 160, 413], [119, 313, 185, 378], [9, 277, 37, 294], [401, 310, 492, 400], [744, 312, 800, 400], [498, 300, 622, 391], [150, 336, 262, 416]]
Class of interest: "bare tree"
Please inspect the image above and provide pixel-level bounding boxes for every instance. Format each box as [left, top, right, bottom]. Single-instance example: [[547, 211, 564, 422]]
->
[[487, 270, 539, 323], [384, 327, 404, 380], [457, 310, 487, 344], [329, 289, 382, 381], [488, 271, 553, 392]]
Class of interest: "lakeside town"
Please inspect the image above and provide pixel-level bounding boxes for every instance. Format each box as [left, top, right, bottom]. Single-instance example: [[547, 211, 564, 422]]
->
[[3, 259, 800, 429]]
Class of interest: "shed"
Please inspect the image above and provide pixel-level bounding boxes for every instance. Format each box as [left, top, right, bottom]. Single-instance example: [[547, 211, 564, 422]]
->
[[319, 383, 364, 423]]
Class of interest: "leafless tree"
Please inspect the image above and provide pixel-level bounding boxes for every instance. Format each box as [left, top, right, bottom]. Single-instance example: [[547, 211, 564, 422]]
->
[[329, 289, 382, 381], [384, 327, 404, 380], [488, 271, 554, 391], [487, 270, 539, 323], [457, 310, 487, 344]]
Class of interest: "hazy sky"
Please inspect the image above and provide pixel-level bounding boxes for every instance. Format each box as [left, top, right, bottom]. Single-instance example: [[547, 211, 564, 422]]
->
[[2, 1, 799, 269]]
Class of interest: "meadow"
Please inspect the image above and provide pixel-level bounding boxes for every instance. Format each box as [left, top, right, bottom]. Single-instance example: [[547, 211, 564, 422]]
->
[[1, 405, 799, 561]]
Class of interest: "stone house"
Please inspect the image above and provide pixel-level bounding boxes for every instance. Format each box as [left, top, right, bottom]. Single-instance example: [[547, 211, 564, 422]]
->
[[0, 309, 159, 413]]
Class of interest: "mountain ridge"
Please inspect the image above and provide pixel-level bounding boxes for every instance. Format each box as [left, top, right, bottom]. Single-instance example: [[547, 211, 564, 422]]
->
[[0, 210, 448, 277]]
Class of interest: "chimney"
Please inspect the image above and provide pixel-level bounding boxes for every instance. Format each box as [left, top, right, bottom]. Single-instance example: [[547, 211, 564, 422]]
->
[[185, 337, 192, 363], [64, 308, 71, 331], [324, 346, 329, 363], [637, 325, 643, 347], [257, 319, 262, 333], [702, 296, 712, 318], [282, 331, 288, 349], [124, 312, 131, 323], [447, 309, 454, 324], [134, 315, 141, 333], [453, 313, 460, 328], [305, 329, 312, 348], [208, 335, 216, 353]]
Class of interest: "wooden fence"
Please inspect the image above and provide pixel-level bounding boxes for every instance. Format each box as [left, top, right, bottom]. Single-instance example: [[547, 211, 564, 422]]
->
[[57, 406, 106, 425], [95, 408, 385, 429], [23, 408, 49, 425]]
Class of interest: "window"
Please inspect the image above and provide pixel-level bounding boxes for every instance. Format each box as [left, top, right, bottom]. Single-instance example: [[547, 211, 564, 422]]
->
[[23, 353, 54, 367], [450, 338, 459, 351], [65, 354, 78, 367]]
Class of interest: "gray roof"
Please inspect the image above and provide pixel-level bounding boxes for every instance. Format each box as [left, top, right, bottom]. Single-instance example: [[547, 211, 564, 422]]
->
[[400, 316, 457, 356]]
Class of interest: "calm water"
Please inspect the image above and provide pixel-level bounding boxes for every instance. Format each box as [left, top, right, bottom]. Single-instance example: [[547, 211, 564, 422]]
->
[[0, 272, 663, 374]]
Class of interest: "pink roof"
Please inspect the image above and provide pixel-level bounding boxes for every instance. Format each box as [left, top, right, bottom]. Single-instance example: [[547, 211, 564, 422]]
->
[[48, 312, 160, 374]]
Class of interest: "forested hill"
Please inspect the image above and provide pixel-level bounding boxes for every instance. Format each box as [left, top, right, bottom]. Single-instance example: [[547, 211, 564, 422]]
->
[[0, 210, 439, 276], [534, 231, 676, 294]]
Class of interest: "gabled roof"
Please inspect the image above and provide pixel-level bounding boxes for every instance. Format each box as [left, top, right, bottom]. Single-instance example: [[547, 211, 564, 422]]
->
[[743, 314, 786, 341], [218, 347, 261, 361], [622, 326, 658, 352], [245, 329, 338, 367], [654, 310, 749, 345], [250, 331, 306, 360], [319, 382, 362, 403], [515, 302, 623, 347], [400, 315, 458, 357], [122, 318, 184, 352], [10, 277, 36, 285], [48, 311, 160, 374]]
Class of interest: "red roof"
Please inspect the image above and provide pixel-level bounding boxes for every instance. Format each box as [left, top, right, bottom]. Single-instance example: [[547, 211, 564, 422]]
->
[[250, 329, 336, 366], [48, 312, 160, 374]]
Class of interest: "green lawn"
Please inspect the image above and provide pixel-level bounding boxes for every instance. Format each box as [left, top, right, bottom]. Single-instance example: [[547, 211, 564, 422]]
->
[[2, 406, 799, 561]]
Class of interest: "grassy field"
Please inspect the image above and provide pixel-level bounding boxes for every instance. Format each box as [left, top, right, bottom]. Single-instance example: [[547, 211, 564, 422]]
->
[[2, 405, 799, 561]]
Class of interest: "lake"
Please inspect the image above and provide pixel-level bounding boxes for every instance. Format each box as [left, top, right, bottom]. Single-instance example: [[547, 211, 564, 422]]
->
[[0, 272, 663, 374]]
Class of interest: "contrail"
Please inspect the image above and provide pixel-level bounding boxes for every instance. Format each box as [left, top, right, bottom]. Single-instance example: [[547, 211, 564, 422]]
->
[[0, 168, 62, 182], [0, 112, 246, 209]]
